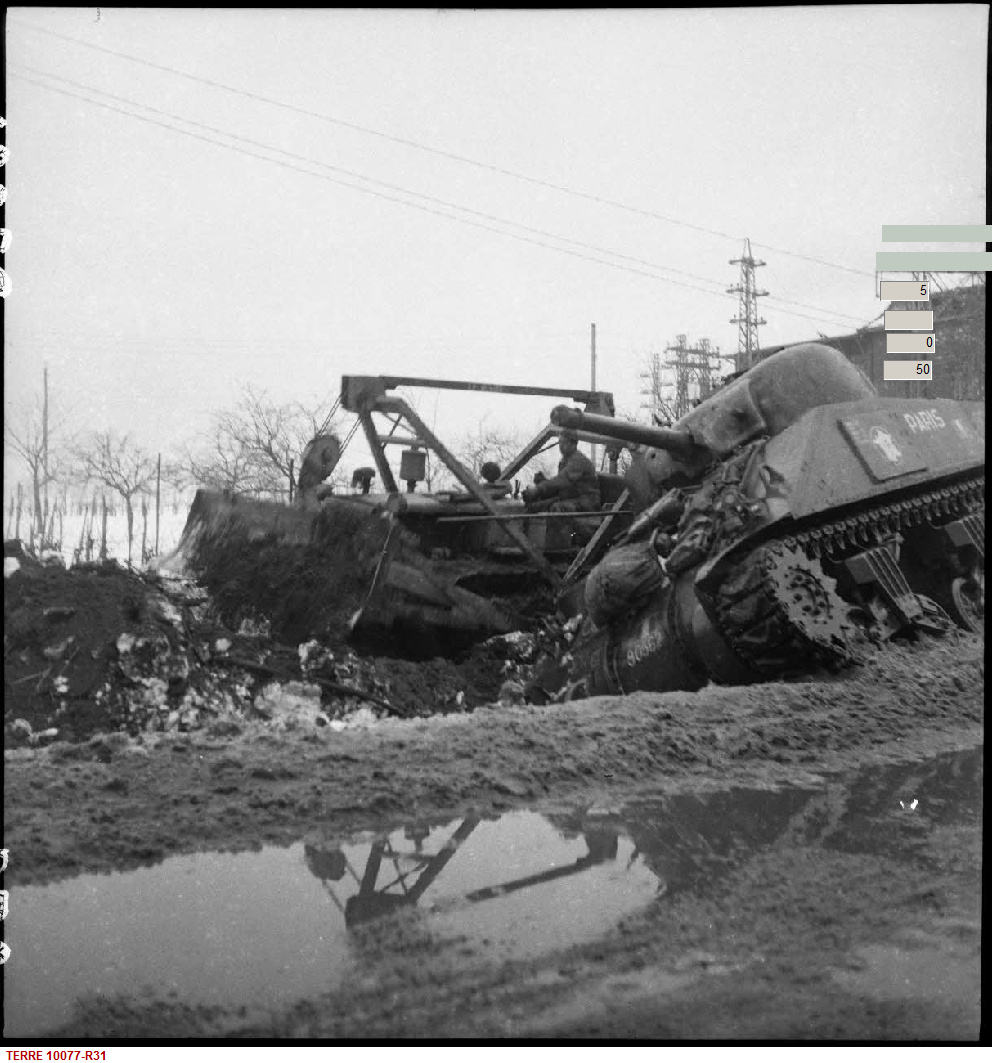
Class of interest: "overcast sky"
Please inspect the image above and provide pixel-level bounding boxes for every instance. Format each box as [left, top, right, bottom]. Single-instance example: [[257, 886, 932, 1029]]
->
[[3, 6, 987, 487]]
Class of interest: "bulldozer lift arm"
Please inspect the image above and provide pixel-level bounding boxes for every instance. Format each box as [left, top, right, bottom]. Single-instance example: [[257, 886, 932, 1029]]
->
[[341, 374, 615, 412], [378, 395, 562, 587], [339, 375, 626, 592]]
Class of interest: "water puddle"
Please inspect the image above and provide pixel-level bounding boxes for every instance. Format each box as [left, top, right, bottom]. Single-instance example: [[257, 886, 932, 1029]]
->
[[4, 812, 659, 1036], [4, 746, 980, 1036]]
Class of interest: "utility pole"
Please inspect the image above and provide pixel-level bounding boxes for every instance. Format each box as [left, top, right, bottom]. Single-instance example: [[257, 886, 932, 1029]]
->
[[42, 365, 49, 541], [155, 453, 161, 556], [590, 323, 597, 469], [728, 238, 768, 373]]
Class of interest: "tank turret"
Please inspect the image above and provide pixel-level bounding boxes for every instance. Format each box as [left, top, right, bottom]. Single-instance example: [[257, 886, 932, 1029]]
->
[[558, 344, 880, 508]]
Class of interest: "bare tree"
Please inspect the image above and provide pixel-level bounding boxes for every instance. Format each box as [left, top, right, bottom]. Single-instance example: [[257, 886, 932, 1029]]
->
[[180, 385, 344, 498], [455, 415, 557, 489], [458, 416, 525, 475], [74, 431, 157, 564], [175, 433, 263, 494], [4, 389, 77, 543]]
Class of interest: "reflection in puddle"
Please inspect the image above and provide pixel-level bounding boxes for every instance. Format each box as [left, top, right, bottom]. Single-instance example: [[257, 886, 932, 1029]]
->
[[4, 813, 659, 1036], [3, 746, 980, 1036]]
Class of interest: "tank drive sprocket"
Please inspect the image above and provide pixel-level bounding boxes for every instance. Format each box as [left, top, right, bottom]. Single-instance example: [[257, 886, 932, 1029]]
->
[[715, 541, 859, 676]]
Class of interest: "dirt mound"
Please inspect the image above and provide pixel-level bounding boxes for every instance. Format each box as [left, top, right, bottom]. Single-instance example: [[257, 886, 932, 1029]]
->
[[3, 541, 533, 746], [368, 634, 532, 718], [5, 557, 185, 741], [186, 502, 392, 647]]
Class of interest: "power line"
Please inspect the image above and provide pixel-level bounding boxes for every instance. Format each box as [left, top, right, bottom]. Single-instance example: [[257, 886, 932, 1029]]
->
[[12, 16, 874, 280], [13, 71, 746, 301], [23, 59, 857, 321], [12, 63, 741, 298], [752, 242, 874, 278], [16, 71, 868, 333]]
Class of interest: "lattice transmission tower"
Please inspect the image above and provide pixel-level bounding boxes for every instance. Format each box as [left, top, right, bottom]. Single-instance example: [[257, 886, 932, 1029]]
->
[[728, 238, 768, 372], [640, 336, 730, 424]]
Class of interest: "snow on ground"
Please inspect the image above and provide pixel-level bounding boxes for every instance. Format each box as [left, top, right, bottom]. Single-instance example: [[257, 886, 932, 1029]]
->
[[4, 498, 195, 567]]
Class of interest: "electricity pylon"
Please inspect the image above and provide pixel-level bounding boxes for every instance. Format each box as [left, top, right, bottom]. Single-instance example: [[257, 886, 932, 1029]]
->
[[728, 238, 768, 372]]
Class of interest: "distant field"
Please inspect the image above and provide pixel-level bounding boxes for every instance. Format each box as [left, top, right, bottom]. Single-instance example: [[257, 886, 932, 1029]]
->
[[4, 493, 197, 567]]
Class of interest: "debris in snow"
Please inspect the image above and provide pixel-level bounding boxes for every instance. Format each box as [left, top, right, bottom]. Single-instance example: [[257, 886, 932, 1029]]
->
[[237, 617, 271, 638], [10, 719, 33, 741], [498, 680, 526, 706], [43, 636, 76, 661], [149, 594, 184, 630], [298, 639, 323, 669], [327, 706, 379, 731], [29, 727, 60, 747], [253, 681, 325, 731], [562, 615, 584, 644], [4, 541, 522, 746], [494, 631, 538, 662]]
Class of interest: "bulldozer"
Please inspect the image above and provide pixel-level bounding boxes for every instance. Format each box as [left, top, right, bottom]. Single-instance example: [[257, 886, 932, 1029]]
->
[[165, 375, 634, 652], [529, 342, 984, 698]]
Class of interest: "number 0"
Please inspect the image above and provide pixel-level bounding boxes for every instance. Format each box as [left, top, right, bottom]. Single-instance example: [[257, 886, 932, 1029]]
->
[[926, 335, 933, 348]]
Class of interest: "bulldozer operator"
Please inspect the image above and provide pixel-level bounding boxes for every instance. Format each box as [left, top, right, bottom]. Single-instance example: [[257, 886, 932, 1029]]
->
[[522, 427, 600, 514]]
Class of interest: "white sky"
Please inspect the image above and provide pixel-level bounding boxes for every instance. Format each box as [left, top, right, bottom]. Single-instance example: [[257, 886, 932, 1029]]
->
[[3, 6, 988, 486]]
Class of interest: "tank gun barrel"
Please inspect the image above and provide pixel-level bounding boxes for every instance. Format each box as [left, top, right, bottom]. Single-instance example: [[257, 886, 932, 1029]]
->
[[550, 406, 706, 463]]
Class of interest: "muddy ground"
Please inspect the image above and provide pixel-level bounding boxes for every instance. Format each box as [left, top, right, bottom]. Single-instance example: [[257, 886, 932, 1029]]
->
[[3, 548, 984, 1040]]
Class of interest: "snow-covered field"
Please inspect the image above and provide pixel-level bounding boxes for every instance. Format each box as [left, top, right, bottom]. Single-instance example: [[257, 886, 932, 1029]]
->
[[4, 495, 196, 568]]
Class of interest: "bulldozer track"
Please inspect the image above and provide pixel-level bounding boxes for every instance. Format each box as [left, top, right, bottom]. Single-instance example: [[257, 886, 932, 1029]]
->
[[713, 474, 985, 677]]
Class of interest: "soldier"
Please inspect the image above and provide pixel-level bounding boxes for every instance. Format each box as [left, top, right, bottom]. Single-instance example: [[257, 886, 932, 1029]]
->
[[522, 427, 600, 513]]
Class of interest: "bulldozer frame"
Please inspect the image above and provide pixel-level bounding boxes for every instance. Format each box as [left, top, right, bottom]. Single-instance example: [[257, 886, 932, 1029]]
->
[[339, 374, 629, 589]]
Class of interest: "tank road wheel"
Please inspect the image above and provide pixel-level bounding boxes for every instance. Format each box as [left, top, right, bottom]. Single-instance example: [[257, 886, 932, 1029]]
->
[[949, 569, 984, 635], [716, 542, 859, 677]]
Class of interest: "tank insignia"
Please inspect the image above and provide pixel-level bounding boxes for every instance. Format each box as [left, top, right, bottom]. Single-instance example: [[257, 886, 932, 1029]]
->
[[839, 414, 927, 482], [869, 427, 902, 463]]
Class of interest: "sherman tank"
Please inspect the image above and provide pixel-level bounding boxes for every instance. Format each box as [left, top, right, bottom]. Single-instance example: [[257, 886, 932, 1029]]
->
[[538, 342, 984, 698]]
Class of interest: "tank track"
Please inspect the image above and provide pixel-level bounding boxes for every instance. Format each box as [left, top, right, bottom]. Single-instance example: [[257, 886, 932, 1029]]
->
[[781, 476, 984, 558], [713, 474, 984, 677], [715, 542, 859, 676]]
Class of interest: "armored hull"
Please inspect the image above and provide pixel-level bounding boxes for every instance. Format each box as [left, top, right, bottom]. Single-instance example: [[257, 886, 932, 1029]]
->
[[552, 352, 984, 698]]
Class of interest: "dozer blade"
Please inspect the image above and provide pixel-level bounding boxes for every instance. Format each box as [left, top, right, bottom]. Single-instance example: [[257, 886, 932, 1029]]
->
[[159, 488, 519, 650], [350, 523, 520, 651], [159, 489, 328, 573]]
